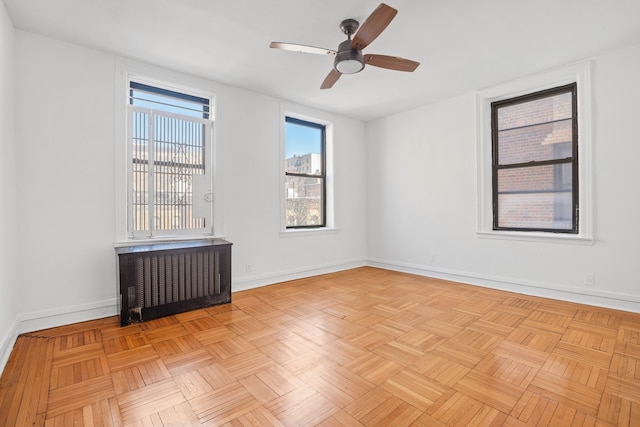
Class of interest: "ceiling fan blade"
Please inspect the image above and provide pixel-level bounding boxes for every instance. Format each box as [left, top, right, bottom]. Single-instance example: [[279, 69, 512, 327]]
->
[[321, 69, 341, 89], [364, 54, 420, 72], [269, 42, 336, 56], [351, 3, 397, 50]]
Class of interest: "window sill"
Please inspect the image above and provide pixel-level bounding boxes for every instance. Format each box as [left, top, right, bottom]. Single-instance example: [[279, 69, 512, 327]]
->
[[114, 235, 224, 248], [477, 230, 593, 245], [279, 227, 340, 238]]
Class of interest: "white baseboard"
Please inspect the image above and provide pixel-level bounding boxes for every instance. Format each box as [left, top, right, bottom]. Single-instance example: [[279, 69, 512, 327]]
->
[[16, 298, 119, 335], [0, 298, 119, 375], [0, 318, 19, 378], [2, 257, 638, 376], [0, 258, 367, 374], [367, 258, 640, 313], [232, 257, 367, 292]]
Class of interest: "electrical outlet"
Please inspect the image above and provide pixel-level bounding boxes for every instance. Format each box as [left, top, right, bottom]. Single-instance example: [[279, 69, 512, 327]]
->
[[430, 254, 437, 263], [584, 273, 595, 287], [245, 264, 252, 273]]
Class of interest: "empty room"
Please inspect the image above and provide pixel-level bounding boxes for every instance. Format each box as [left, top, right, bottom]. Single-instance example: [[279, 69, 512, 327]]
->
[[1, 0, 640, 425]]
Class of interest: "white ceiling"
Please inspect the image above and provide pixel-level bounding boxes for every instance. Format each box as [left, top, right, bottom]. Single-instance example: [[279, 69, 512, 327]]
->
[[5, 0, 640, 121]]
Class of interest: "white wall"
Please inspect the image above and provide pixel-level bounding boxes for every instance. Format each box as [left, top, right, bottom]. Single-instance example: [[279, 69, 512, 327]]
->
[[0, 0, 18, 369], [10, 31, 367, 336], [222, 92, 368, 290], [366, 43, 640, 312], [15, 33, 118, 330]]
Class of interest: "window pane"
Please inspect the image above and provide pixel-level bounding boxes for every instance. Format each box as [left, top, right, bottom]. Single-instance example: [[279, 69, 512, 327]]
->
[[285, 176, 324, 227], [497, 163, 573, 230], [497, 163, 572, 193], [497, 91, 572, 130], [497, 192, 572, 230], [130, 81, 210, 119], [153, 114, 205, 231], [130, 109, 208, 233], [497, 120, 572, 165], [285, 121, 323, 175], [285, 153, 323, 175]]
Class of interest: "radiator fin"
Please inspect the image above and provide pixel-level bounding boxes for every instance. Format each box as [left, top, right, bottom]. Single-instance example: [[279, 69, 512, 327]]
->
[[130, 249, 222, 309]]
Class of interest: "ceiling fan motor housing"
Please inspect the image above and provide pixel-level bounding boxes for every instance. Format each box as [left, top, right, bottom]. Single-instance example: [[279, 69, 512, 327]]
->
[[335, 39, 364, 74]]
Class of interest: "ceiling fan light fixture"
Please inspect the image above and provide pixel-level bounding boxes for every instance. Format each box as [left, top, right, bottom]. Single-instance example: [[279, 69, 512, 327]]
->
[[335, 56, 365, 74], [334, 40, 365, 74]]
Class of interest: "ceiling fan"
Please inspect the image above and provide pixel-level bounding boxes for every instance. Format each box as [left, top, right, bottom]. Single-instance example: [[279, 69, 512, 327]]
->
[[270, 3, 420, 89]]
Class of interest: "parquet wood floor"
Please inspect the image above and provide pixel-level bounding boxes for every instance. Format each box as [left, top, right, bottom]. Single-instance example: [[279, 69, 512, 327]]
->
[[1, 267, 640, 426]]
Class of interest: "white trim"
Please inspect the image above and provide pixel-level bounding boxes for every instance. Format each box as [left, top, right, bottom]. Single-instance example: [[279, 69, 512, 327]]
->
[[476, 61, 594, 244], [3, 256, 639, 377], [279, 227, 340, 238], [233, 257, 366, 292], [0, 298, 118, 375], [113, 235, 226, 248], [367, 258, 640, 314], [16, 298, 118, 335], [476, 230, 594, 245], [0, 318, 19, 377], [279, 102, 335, 233]]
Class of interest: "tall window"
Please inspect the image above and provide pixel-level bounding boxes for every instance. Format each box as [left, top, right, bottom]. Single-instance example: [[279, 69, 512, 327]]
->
[[284, 117, 326, 228], [491, 83, 578, 233], [127, 80, 213, 237]]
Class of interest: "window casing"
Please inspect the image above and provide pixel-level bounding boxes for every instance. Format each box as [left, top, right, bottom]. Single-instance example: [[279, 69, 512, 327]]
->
[[284, 117, 326, 228], [491, 83, 578, 233], [477, 61, 592, 244], [127, 80, 214, 238]]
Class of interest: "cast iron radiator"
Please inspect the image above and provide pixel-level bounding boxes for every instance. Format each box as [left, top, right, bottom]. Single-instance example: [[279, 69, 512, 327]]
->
[[116, 239, 232, 326]]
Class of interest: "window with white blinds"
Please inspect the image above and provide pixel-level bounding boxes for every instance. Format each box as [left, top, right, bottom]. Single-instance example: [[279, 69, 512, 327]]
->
[[127, 81, 214, 237]]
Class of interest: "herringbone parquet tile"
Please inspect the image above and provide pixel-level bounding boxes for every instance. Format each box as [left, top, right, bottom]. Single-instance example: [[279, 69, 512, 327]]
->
[[1, 266, 640, 426]]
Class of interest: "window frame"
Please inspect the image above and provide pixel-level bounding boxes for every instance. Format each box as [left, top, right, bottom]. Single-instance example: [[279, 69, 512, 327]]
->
[[127, 103, 212, 238], [279, 106, 335, 236], [284, 116, 327, 229], [115, 64, 222, 243], [476, 61, 593, 244], [491, 83, 579, 234]]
